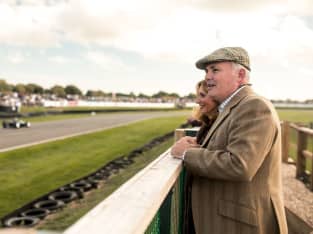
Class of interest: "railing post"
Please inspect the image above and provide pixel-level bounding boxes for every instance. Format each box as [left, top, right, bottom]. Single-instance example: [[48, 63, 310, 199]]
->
[[311, 155, 313, 191], [296, 130, 307, 180], [281, 121, 290, 163], [175, 129, 186, 142]]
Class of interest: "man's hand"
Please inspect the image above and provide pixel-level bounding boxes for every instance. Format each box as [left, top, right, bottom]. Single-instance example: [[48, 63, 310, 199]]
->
[[171, 136, 200, 159]]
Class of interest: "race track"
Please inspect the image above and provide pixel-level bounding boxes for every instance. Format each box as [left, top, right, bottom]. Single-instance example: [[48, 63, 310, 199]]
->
[[0, 111, 187, 152]]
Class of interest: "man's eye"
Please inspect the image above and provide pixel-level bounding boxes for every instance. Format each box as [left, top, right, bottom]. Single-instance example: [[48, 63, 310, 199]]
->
[[212, 68, 218, 73]]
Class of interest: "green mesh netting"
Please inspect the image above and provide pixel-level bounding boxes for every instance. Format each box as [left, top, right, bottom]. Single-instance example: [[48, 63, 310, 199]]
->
[[146, 129, 193, 234], [145, 169, 186, 234]]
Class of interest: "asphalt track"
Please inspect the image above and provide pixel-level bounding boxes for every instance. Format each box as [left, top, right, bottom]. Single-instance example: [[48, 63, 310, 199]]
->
[[0, 111, 188, 152]]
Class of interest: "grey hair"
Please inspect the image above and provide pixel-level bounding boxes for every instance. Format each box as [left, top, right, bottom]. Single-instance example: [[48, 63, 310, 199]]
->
[[231, 62, 250, 82]]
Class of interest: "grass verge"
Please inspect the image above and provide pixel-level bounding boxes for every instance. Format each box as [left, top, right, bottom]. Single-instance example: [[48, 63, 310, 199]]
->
[[277, 109, 313, 123], [0, 115, 186, 218], [37, 138, 174, 231], [20, 106, 179, 114]]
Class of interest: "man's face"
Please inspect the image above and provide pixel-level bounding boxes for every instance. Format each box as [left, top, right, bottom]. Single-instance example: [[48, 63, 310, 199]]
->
[[204, 62, 240, 103]]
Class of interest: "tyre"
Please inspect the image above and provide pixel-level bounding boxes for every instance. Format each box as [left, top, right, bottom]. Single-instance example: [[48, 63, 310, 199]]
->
[[48, 191, 77, 203], [21, 208, 50, 219], [60, 187, 84, 199], [34, 199, 65, 211], [69, 181, 93, 192], [3, 216, 40, 227]]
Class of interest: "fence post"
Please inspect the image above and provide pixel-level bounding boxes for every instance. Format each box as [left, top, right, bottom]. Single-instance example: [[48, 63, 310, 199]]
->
[[281, 121, 290, 163], [310, 155, 313, 191], [296, 130, 307, 180], [175, 129, 186, 142]]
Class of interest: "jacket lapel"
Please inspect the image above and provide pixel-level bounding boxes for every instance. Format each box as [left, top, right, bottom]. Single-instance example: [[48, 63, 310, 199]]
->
[[201, 86, 254, 147]]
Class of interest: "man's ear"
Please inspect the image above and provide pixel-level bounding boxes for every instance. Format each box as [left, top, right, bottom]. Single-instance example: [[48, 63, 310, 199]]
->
[[238, 68, 246, 83]]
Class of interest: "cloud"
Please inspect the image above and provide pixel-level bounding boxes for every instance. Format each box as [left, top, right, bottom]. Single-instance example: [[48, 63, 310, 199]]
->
[[49, 56, 70, 64], [1, 0, 312, 61], [0, 0, 313, 100], [6, 0, 68, 6], [0, 3, 61, 46], [182, 0, 313, 16], [85, 51, 135, 72], [7, 52, 25, 64]]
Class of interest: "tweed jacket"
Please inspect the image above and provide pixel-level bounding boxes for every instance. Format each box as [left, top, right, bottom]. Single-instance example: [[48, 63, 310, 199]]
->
[[184, 86, 288, 234]]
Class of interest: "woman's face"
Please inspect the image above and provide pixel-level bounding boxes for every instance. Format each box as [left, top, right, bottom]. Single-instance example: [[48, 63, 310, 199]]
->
[[195, 85, 217, 114]]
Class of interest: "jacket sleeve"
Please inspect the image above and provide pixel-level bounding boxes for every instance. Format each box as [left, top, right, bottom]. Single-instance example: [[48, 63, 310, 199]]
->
[[183, 97, 279, 181]]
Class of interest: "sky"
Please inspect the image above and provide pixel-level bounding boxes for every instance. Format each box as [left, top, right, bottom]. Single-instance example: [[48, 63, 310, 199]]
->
[[0, 0, 313, 101]]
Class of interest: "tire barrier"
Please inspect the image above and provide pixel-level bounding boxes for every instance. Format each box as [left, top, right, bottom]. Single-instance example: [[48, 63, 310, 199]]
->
[[59, 186, 85, 198], [48, 191, 78, 203], [3, 216, 40, 227], [1, 122, 188, 228], [69, 181, 94, 191], [21, 208, 50, 219], [34, 200, 65, 211], [91, 172, 109, 180]]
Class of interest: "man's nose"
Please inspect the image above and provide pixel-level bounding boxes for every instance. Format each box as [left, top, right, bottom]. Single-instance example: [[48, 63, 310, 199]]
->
[[205, 72, 212, 81]]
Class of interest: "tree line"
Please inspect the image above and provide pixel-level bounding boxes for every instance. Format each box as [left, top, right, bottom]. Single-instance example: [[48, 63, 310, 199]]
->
[[0, 79, 196, 99]]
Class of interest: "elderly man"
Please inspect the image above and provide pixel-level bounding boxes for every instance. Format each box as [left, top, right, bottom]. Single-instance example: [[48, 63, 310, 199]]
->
[[171, 47, 288, 234]]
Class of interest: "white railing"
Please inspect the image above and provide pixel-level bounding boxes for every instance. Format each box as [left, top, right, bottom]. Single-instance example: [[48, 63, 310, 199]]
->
[[63, 149, 183, 234]]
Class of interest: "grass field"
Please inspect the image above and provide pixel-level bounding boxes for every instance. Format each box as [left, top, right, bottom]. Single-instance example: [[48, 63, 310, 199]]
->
[[19, 106, 178, 114], [277, 108, 313, 123], [2, 107, 312, 124], [0, 115, 186, 219], [1, 109, 186, 124], [38, 138, 174, 230]]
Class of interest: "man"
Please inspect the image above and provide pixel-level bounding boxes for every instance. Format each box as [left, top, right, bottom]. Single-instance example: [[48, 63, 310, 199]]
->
[[171, 47, 288, 234]]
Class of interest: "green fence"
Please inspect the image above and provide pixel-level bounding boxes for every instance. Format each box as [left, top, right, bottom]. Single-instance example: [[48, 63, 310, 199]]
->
[[145, 128, 197, 234], [145, 169, 185, 234]]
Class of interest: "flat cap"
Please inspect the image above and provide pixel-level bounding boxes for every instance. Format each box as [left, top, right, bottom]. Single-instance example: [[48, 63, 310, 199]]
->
[[195, 47, 251, 71]]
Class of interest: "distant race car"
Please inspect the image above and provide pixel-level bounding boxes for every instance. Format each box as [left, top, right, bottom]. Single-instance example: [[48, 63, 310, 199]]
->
[[2, 119, 31, 129]]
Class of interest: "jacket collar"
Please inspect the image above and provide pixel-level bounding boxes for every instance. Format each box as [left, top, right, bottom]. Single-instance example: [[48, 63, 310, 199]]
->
[[201, 85, 254, 147]]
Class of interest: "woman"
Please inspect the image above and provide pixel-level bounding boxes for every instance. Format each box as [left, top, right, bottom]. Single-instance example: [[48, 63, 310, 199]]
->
[[192, 79, 218, 144], [183, 79, 218, 234]]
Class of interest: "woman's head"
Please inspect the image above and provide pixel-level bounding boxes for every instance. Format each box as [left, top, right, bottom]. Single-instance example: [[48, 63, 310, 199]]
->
[[195, 80, 217, 115]]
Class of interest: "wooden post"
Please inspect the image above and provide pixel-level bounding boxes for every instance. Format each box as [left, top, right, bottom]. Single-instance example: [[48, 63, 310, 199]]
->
[[311, 153, 313, 191], [296, 130, 307, 179], [281, 121, 290, 163], [174, 129, 186, 142]]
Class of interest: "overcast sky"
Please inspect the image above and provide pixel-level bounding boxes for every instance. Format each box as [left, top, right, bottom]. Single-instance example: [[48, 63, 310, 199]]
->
[[0, 0, 312, 100]]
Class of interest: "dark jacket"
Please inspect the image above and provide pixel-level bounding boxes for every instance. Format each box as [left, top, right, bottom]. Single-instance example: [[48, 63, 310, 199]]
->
[[183, 110, 218, 234]]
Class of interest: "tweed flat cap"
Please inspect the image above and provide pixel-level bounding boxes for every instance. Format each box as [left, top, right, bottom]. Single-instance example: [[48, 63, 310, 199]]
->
[[195, 47, 251, 71]]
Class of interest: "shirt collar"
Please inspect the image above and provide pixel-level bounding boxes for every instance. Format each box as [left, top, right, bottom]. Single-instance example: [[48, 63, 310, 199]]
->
[[218, 85, 247, 113]]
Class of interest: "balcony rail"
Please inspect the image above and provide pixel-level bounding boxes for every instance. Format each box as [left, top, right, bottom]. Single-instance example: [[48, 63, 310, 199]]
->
[[281, 121, 313, 190], [62, 129, 198, 234]]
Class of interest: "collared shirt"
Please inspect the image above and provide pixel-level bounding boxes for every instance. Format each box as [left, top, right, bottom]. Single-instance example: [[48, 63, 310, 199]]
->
[[218, 85, 247, 113]]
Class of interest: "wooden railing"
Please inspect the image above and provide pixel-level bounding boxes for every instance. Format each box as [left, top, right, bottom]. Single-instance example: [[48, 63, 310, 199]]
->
[[62, 128, 197, 234], [281, 121, 313, 190], [63, 150, 183, 234]]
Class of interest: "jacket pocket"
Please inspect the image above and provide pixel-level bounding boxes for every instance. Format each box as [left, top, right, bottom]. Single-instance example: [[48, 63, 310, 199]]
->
[[218, 199, 258, 227]]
